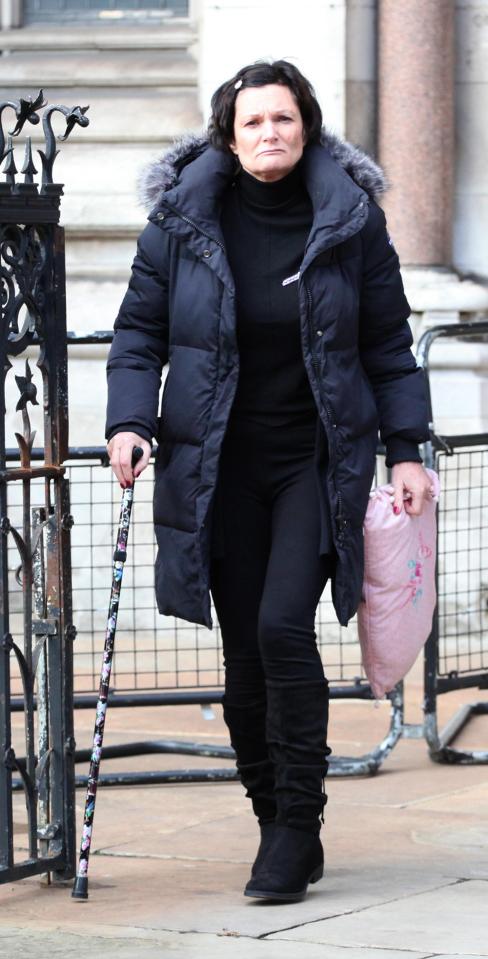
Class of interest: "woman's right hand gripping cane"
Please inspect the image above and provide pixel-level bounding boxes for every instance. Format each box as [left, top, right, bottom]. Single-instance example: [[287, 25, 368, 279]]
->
[[107, 431, 152, 488]]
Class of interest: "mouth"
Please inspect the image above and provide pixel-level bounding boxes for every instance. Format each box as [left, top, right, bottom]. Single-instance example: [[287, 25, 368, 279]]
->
[[258, 149, 284, 156]]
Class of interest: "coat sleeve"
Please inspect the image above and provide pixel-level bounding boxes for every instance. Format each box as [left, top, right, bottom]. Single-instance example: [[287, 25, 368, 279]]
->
[[105, 221, 170, 444], [358, 200, 430, 467]]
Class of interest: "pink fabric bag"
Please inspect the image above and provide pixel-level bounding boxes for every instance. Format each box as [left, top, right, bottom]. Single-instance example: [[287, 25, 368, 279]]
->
[[357, 468, 440, 699]]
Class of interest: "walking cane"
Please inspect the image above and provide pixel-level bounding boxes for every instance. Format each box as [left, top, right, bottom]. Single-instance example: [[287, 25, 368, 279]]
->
[[72, 445, 144, 900]]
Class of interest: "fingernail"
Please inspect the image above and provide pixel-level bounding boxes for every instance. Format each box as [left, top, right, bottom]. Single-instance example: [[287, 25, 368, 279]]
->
[[393, 505, 401, 515]]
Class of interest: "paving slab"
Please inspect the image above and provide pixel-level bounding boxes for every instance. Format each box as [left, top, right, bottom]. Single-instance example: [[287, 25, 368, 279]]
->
[[412, 819, 488, 867], [407, 779, 488, 814], [0, 850, 463, 939], [0, 926, 431, 959], [2, 682, 488, 955], [267, 878, 488, 954], [89, 795, 488, 874]]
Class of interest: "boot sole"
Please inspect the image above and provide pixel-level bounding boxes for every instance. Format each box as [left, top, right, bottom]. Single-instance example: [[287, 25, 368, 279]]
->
[[244, 863, 323, 902]]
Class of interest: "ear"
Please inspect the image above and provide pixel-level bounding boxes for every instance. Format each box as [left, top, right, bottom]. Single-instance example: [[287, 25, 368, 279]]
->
[[229, 140, 238, 155]]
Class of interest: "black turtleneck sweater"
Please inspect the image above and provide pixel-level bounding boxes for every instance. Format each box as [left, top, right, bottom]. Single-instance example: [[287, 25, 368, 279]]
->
[[220, 164, 317, 426]]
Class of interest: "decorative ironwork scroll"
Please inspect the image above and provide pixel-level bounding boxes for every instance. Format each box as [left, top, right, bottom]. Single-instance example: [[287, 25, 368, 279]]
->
[[0, 91, 88, 884]]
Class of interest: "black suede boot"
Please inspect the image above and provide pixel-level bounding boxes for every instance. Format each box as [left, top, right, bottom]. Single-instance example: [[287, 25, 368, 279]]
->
[[221, 696, 277, 876], [249, 820, 275, 878], [232, 759, 276, 876], [245, 824, 323, 901], [245, 680, 331, 902]]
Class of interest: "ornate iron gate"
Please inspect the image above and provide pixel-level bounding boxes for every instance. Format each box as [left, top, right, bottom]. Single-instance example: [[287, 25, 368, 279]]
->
[[0, 91, 89, 883]]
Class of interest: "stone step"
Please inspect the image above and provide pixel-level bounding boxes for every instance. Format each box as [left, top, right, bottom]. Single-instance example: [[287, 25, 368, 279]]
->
[[0, 26, 200, 299], [66, 225, 141, 239], [0, 24, 195, 53], [62, 197, 146, 233], [0, 49, 197, 88], [65, 235, 137, 279], [0, 88, 201, 142], [65, 275, 129, 335]]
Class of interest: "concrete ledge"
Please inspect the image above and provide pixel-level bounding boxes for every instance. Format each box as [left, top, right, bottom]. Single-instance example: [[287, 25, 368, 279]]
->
[[403, 266, 488, 313], [64, 225, 141, 240], [0, 25, 195, 52], [0, 50, 198, 88]]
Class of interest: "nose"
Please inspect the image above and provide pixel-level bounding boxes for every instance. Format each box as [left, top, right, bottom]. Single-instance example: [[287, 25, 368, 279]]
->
[[261, 118, 278, 140]]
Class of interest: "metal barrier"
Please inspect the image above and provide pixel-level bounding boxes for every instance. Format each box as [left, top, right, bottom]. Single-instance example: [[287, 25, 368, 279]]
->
[[418, 321, 488, 763], [10, 319, 488, 808], [9, 439, 403, 782]]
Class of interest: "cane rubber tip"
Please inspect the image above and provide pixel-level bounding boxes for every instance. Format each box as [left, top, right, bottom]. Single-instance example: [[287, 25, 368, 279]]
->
[[72, 876, 89, 899]]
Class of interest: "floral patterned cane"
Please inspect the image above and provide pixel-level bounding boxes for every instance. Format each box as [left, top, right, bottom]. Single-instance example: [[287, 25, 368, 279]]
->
[[72, 446, 143, 900]]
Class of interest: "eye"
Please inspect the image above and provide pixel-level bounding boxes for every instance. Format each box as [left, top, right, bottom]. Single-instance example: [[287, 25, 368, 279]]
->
[[245, 119, 258, 127], [278, 115, 293, 122]]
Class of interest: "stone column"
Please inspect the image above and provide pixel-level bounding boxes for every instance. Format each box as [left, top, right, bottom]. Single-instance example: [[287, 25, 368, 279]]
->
[[378, 0, 454, 266], [453, 0, 488, 278], [346, 0, 377, 160]]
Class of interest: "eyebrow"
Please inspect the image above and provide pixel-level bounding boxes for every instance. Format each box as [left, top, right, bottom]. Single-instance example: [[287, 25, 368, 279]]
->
[[240, 109, 297, 121]]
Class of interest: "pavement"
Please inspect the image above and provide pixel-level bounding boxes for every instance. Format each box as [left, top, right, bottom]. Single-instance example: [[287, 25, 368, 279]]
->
[[1, 662, 487, 959]]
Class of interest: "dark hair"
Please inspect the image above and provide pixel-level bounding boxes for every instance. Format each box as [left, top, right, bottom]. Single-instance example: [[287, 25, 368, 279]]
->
[[208, 59, 323, 150]]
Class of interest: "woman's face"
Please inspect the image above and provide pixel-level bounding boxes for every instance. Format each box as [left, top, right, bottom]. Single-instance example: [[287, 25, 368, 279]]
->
[[230, 83, 306, 182]]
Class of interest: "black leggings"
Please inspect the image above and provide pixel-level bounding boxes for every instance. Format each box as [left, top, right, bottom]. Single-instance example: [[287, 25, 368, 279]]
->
[[209, 417, 334, 704]]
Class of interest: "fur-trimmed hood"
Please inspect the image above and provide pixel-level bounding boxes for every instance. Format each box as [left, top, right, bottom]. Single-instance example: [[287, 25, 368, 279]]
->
[[138, 128, 387, 211]]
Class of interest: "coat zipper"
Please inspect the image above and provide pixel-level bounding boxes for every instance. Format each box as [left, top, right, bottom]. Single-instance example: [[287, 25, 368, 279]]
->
[[158, 200, 226, 254], [304, 279, 347, 543], [304, 280, 337, 433]]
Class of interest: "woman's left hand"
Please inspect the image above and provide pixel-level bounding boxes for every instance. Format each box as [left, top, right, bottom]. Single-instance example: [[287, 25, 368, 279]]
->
[[391, 462, 434, 517]]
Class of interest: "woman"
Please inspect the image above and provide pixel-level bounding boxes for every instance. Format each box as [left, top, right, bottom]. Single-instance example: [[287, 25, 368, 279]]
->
[[106, 59, 432, 903]]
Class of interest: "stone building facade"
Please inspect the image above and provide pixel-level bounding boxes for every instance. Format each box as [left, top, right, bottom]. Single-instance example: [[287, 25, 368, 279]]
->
[[1, 0, 487, 447]]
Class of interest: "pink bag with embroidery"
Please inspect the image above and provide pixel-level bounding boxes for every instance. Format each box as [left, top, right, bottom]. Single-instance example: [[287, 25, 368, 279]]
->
[[357, 468, 440, 699]]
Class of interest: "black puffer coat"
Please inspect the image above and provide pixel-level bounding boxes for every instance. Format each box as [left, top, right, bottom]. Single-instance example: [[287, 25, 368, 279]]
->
[[106, 131, 430, 629]]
